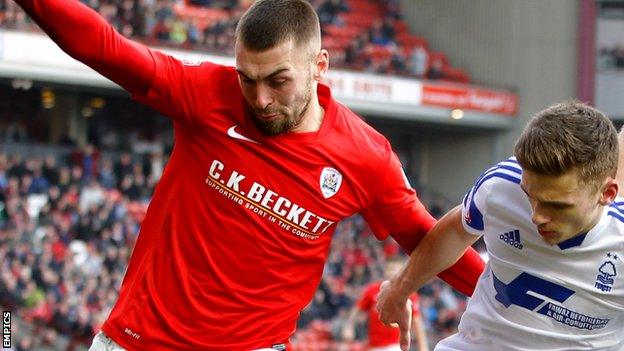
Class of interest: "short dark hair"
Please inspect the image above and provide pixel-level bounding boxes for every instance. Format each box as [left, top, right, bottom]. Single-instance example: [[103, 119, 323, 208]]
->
[[514, 101, 618, 185], [235, 0, 321, 51]]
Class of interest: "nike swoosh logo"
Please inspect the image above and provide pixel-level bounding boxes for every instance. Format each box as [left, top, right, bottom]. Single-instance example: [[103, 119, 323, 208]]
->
[[227, 125, 260, 144]]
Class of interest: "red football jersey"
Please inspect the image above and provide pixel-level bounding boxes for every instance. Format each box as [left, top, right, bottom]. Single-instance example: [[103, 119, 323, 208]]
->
[[358, 281, 421, 348], [99, 54, 436, 350]]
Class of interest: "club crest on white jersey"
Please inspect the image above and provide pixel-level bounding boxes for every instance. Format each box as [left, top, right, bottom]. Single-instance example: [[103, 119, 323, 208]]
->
[[320, 167, 342, 199], [595, 252, 619, 292]]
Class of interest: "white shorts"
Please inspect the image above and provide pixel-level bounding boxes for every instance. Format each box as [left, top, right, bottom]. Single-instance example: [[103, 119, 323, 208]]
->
[[88, 331, 126, 351]]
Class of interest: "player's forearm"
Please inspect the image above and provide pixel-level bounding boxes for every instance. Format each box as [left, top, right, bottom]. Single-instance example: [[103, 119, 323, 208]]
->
[[14, 0, 155, 93], [392, 206, 479, 298], [437, 246, 484, 296]]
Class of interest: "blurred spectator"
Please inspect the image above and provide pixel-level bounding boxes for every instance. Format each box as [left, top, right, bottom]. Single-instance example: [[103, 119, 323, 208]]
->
[[381, 0, 401, 20], [598, 44, 624, 70], [428, 57, 444, 80], [410, 44, 429, 78], [380, 17, 396, 43], [370, 21, 393, 47], [114, 152, 133, 183], [98, 158, 117, 190], [388, 44, 407, 74], [342, 256, 430, 351], [42, 156, 60, 186], [317, 0, 348, 26]]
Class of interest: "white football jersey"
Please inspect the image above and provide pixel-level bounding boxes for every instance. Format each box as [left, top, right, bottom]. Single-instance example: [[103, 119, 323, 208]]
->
[[436, 158, 624, 351]]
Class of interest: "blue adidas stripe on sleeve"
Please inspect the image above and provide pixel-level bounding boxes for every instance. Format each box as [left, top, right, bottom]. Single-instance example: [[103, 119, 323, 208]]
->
[[464, 158, 522, 231]]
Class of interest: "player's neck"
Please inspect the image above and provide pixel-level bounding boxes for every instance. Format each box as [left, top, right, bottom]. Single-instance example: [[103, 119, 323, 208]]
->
[[291, 95, 324, 133]]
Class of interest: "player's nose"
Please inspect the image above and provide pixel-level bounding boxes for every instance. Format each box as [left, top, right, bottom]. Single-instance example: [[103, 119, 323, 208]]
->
[[254, 84, 273, 110], [531, 208, 550, 226]]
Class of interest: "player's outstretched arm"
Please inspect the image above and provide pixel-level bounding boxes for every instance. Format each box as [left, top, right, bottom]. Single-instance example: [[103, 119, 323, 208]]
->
[[368, 149, 485, 297], [436, 244, 484, 296], [377, 205, 479, 351], [14, 0, 155, 94]]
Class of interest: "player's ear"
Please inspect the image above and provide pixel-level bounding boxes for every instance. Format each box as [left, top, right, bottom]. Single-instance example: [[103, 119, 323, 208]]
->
[[598, 177, 618, 205], [313, 49, 329, 82]]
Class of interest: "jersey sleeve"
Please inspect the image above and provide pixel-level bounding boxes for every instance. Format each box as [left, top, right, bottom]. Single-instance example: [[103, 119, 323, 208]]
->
[[461, 181, 490, 237], [360, 148, 436, 243], [362, 145, 486, 297], [130, 52, 228, 125], [461, 158, 522, 236], [14, 0, 229, 126], [14, 0, 155, 95]]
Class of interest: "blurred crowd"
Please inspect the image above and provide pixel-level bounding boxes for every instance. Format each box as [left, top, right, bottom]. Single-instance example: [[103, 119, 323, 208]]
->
[[598, 45, 624, 70], [0, 148, 161, 350], [0, 143, 469, 350], [0, 0, 468, 82]]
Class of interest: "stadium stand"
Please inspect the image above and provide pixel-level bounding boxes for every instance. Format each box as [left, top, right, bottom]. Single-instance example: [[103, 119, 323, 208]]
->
[[0, 0, 470, 82], [0, 147, 149, 349]]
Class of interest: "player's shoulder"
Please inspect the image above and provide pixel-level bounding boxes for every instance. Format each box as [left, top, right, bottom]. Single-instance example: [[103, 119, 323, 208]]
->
[[174, 56, 238, 81], [331, 103, 392, 157], [463, 158, 524, 230], [606, 199, 624, 234], [471, 157, 523, 194], [157, 54, 239, 93], [197, 62, 238, 82], [190, 62, 240, 101]]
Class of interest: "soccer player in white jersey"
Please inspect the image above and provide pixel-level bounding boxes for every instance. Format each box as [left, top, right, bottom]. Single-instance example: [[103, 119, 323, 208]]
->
[[376, 101, 624, 351]]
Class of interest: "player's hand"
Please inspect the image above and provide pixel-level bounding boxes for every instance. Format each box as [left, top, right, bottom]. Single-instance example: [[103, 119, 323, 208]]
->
[[376, 280, 412, 351]]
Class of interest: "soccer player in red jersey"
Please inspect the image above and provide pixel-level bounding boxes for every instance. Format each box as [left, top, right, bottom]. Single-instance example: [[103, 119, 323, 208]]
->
[[14, 0, 485, 349], [342, 256, 429, 351]]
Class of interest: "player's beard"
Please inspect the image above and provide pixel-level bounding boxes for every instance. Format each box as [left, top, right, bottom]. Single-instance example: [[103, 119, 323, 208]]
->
[[249, 79, 313, 136]]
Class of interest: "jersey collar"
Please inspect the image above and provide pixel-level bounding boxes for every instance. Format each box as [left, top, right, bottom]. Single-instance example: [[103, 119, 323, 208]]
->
[[556, 233, 587, 250]]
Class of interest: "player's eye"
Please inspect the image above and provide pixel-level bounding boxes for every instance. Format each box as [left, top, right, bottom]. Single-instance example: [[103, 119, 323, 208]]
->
[[270, 79, 287, 87], [552, 204, 571, 210]]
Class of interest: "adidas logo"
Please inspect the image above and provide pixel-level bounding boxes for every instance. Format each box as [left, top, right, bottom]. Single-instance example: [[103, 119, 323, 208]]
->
[[499, 229, 523, 250]]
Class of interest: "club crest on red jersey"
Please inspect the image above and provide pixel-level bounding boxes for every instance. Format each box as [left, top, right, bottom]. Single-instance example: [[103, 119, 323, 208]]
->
[[320, 167, 342, 199]]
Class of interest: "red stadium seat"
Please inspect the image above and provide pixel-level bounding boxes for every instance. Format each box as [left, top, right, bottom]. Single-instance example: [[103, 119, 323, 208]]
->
[[397, 33, 429, 50], [174, 2, 229, 30], [394, 20, 410, 34], [340, 12, 375, 29], [442, 67, 471, 83], [346, 0, 382, 16]]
